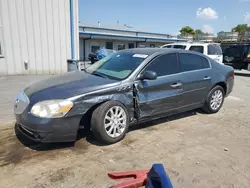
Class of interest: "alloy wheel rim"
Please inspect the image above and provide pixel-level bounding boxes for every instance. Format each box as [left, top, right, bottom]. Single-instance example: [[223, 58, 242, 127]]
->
[[210, 90, 223, 110], [104, 106, 127, 138]]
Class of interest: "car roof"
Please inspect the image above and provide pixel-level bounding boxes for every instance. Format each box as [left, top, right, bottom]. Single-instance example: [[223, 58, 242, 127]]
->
[[121, 47, 208, 58], [121, 47, 182, 55], [162, 42, 220, 46]]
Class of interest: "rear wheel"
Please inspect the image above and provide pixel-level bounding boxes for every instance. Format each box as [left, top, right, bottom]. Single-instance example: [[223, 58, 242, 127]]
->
[[91, 101, 129, 144], [202, 85, 225, 114]]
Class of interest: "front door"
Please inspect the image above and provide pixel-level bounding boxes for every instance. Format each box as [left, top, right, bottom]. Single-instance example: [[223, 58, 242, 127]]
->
[[178, 53, 213, 108], [134, 53, 183, 119]]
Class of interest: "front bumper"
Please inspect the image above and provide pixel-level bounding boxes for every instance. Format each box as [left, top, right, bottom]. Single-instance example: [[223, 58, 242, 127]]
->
[[15, 112, 82, 143]]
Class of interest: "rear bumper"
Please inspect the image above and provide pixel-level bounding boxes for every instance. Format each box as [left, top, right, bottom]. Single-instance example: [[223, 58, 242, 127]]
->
[[15, 113, 82, 143], [226, 77, 234, 97]]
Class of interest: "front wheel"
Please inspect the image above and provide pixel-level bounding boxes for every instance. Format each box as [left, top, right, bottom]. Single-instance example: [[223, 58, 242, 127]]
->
[[202, 85, 225, 114], [91, 101, 129, 144]]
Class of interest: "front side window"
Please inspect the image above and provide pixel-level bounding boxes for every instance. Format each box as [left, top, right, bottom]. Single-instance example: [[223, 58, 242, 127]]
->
[[208, 44, 222, 55], [189, 46, 204, 53], [86, 52, 147, 80], [179, 53, 204, 72], [144, 53, 179, 77]]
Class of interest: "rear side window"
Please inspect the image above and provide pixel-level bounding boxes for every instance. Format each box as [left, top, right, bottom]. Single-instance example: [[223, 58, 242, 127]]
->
[[189, 46, 204, 53], [145, 53, 179, 76], [201, 57, 210, 68], [173, 45, 186, 49], [179, 53, 204, 72], [208, 44, 222, 55]]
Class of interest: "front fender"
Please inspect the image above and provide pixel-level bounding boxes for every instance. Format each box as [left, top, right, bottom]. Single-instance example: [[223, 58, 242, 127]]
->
[[66, 87, 134, 120]]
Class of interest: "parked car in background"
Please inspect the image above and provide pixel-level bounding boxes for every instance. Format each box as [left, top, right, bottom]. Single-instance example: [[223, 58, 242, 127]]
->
[[161, 42, 223, 64], [14, 48, 234, 145], [88, 48, 116, 64], [222, 44, 250, 70]]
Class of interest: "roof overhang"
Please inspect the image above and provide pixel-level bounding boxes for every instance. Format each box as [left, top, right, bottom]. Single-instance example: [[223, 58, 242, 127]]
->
[[79, 31, 187, 43]]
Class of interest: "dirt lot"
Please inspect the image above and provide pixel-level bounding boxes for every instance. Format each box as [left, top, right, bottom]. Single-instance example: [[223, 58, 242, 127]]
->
[[0, 72, 250, 188]]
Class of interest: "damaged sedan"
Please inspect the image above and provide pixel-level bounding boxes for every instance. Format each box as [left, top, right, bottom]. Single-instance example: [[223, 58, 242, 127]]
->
[[14, 48, 234, 144]]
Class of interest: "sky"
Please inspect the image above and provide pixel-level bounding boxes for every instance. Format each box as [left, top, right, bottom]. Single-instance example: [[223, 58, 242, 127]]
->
[[78, 0, 250, 35]]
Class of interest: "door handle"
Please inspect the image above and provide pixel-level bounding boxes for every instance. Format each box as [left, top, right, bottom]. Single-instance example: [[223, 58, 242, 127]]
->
[[170, 82, 182, 88], [204, 76, 211, 80]]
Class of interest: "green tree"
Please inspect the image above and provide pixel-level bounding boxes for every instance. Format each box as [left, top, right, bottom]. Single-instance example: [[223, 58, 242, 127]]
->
[[179, 26, 195, 36], [231, 24, 250, 41], [194, 29, 204, 40], [195, 29, 204, 35]]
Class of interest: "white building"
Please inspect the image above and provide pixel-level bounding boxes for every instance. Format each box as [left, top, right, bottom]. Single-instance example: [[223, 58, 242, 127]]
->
[[0, 0, 79, 76], [0, 0, 185, 76], [79, 23, 186, 61]]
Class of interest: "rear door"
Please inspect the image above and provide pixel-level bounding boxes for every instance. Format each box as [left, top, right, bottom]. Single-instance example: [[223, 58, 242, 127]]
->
[[207, 44, 223, 64], [178, 53, 213, 108], [134, 53, 183, 118]]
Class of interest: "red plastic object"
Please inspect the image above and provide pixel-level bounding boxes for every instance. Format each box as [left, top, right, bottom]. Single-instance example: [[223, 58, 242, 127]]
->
[[108, 169, 149, 188]]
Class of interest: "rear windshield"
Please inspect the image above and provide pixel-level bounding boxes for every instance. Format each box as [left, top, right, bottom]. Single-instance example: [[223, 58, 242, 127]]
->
[[173, 45, 186, 49], [162, 45, 172, 48], [208, 44, 222, 55], [189, 46, 204, 53]]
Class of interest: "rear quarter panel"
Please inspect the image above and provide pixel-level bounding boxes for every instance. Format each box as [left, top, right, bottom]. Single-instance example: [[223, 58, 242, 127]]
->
[[210, 59, 234, 96]]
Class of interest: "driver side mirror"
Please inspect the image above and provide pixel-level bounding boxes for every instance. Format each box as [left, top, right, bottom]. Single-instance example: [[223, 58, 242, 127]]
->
[[138, 70, 157, 80]]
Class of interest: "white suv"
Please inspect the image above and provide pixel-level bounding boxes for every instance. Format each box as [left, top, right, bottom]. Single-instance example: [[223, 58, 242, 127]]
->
[[161, 42, 223, 64]]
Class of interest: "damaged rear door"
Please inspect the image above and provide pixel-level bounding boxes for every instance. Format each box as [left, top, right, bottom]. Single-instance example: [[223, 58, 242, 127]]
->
[[134, 53, 183, 119]]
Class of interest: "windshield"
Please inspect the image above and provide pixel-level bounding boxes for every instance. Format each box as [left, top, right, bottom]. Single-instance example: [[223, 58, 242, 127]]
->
[[85, 51, 148, 80]]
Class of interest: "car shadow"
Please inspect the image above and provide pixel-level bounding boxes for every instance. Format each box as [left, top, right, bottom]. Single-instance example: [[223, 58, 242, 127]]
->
[[15, 109, 201, 150], [235, 72, 250, 77], [86, 110, 199, 147]]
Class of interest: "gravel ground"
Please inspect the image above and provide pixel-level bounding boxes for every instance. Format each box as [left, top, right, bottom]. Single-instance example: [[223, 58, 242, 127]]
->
[[0, 71, 250, 188]]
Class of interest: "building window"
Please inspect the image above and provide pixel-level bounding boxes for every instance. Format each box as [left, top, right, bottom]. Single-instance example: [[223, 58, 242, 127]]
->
[[0, 29, 2, 56], [118, 44, 125, 51], [106, 42, 113, 50], [91, 45, 100, 54], [150, 44, 155, 48], [0, 42, 2, 56], [128, 43, 135, 49]]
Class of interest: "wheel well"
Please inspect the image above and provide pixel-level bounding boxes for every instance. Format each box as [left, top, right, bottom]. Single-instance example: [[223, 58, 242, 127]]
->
[[216, 82, 227, 94], [79, 102, 107, 131], [79, 100, 129, 130]]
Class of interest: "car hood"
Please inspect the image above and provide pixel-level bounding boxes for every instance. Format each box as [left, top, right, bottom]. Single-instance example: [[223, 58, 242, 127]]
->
[[24, 71, 120, 102]]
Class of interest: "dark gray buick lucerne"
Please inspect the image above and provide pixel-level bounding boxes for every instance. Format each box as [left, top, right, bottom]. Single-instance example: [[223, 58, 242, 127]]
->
[[14, 48, 234, 144]]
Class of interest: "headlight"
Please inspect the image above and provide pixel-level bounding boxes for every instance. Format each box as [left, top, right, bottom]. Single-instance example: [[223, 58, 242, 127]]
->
[[30, 100, 73, 118]]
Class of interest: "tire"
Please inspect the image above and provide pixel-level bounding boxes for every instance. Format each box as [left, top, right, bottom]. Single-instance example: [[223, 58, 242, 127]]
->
[[202, 85, 225, 114], [91, 101, 129, 144]]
